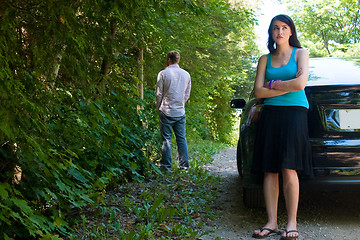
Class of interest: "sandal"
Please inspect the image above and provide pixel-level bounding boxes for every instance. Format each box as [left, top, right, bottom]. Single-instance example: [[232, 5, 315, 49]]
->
[[252, 227, 280, 239], [281, 229, 299, 240]]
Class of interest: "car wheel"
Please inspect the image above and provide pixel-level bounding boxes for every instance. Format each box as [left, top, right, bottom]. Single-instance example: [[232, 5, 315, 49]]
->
[[243, 187, 264, 208], [236, 140, 243, 177]]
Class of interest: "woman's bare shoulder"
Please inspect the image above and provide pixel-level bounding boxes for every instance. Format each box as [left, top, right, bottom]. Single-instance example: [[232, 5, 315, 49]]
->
[[296, 48, 309, 61], [297, 48, 309, 56], [258, 54, 269, 65], [259, 54, 269, 60]]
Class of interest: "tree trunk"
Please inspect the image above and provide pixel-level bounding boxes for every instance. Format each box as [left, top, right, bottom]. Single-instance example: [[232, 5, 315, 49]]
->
[[101, 20, 117, 76], [52, 53, 62, 80], [321, 31, 331, 56], [136, 47, 147, 127], [137, 47, 144, 111]]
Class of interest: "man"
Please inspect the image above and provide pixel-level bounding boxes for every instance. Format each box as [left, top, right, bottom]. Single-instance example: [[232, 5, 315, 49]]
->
[[155, 50, 191, 172]]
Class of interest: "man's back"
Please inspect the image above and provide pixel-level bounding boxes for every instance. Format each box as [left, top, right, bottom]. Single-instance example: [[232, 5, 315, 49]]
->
[[156, 64, 191, 117]]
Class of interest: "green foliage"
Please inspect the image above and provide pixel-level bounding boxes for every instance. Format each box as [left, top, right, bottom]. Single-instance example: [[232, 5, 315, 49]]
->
[[0, 0, 257, 238], [70, 141, 223, 239], [141, 0, 258, 143], [287, 0, 360, 57]]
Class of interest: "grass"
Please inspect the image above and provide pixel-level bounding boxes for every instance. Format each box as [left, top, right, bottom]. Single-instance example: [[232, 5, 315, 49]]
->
[[69, 139, 227, 240]]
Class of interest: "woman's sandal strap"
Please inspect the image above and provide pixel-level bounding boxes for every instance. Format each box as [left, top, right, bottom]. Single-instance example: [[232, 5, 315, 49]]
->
[[285, 230, 298, 234]]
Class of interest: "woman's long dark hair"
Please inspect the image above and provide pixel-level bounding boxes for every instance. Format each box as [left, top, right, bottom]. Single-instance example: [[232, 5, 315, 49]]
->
[[267, 14, 301, 53]]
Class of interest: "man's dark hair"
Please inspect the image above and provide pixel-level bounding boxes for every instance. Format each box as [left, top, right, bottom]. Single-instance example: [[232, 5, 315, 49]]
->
[[267, 14, 301, 53], [167, 50, 181, 64]]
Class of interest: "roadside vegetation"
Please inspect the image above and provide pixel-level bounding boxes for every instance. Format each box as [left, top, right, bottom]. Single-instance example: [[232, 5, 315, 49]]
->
[[70, 140, 226, 240], [1, 1, 255, 238]]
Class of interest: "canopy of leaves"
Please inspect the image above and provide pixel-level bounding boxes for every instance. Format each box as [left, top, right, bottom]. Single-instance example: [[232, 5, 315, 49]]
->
[[287, 0, 360, 57], [0, 0, 257, 238]]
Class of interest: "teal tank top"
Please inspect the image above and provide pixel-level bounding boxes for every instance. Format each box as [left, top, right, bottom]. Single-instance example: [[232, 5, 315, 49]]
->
[[264, 47, 309, 109]]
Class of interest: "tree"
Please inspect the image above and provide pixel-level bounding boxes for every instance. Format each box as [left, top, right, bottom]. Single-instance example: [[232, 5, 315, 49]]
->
[[287, 0, 360, 56]]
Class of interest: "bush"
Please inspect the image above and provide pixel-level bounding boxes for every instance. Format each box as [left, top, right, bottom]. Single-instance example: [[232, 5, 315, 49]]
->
[[0, 0, 256, 238]]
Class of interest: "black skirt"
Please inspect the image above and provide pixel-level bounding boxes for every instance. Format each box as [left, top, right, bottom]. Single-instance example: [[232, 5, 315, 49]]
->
[[251, 105, 313, 178]]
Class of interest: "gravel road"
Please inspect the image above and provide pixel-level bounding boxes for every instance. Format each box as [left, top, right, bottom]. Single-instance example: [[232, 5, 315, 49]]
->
[[201, 147, 360, 240]]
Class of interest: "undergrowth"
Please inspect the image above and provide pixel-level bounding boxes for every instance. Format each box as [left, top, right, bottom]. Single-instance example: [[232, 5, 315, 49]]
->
[[69, 140, 226, 240]]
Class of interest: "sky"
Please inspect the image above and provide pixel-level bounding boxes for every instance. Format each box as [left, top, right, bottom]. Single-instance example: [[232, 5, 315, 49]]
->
[[255, 0, 288, 52]]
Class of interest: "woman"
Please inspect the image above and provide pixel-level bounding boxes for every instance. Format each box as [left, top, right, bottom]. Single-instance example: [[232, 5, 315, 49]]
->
[[251, 14, 312, 240]]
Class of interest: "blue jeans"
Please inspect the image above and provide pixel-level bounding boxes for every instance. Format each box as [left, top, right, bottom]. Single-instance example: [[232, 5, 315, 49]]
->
[[159, 111, 189, 171]]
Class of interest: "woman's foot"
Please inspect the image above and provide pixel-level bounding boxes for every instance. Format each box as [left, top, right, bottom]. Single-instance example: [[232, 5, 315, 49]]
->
[[281, 229, 299, 239], [253, 226, 280, 239], [281, 222, 297, 239]]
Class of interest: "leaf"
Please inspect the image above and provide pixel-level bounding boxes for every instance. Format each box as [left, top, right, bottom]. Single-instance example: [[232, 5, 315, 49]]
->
[[149, 193, 165, 216], [28, 215, 46, 227], [40, 234, 63, 240], [55, 180, 73, 195], [67, 167, 88, 183], [0, 183, 10, 199], [10, 198, 32, 215], [0, 109, 14, 137], [45, 188, 58, 200], [53, 216, 66, 226], [3, 233, 14, 240]]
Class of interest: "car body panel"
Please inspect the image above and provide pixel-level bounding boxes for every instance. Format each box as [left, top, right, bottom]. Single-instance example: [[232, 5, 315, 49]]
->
[[308, 58, 360, 86]]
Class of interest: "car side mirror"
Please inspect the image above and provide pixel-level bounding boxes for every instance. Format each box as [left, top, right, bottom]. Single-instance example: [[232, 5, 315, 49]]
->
[[230, 99, 246, 109]]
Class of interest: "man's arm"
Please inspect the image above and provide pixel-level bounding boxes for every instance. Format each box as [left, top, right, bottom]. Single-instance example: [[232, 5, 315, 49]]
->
[[155, 72, 163, 110], [184, 77, 191, 103]]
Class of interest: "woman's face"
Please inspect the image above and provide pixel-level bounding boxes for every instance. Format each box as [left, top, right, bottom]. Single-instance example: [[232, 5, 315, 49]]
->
[[271, 20, 292, 45]]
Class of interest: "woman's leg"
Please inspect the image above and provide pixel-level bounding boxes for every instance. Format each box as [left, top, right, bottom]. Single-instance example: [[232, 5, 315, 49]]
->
[[253, 172, 279, 236], [281, 169, 299, 238]]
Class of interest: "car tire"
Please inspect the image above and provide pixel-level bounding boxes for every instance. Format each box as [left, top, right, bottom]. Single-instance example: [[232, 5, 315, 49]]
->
[[243, 187, 264, 208], [236, 140, 243, 177]]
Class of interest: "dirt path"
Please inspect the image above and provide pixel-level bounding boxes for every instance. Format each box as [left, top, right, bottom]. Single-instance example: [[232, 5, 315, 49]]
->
[[201, 147, 360, 240]]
